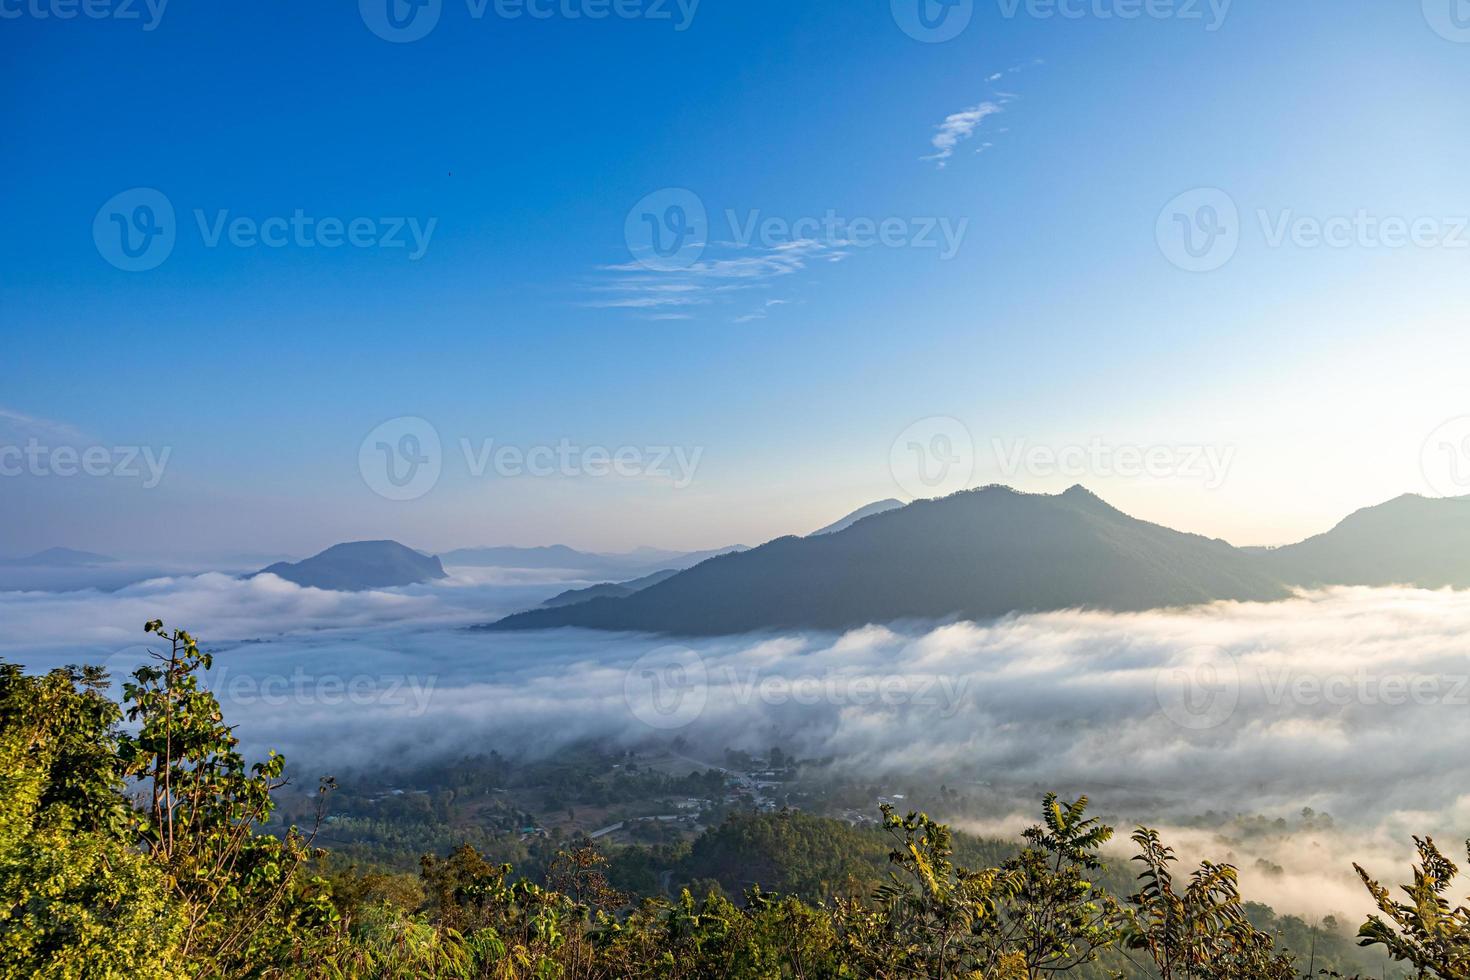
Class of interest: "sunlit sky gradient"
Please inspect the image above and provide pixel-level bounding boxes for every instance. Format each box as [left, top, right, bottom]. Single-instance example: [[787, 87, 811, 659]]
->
[[5, 0, 1470, 559]]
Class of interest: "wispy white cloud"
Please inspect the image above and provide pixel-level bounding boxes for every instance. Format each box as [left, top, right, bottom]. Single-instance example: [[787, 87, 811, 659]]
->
[[733, 299, 790, 324], [922, 62, 1040, 168], [923, 102, 1004, 168], [588, 239, 845, 322], [0, 406, 86, 441]]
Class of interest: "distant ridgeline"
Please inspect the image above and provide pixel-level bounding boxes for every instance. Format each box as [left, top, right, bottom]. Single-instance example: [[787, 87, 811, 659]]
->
[[249, 541, 749, 593], [254, 540, 448, 591], [486, 486, 1470, 635]]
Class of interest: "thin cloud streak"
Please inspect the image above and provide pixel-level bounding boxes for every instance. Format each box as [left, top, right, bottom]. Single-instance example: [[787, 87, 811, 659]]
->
[[587, 239, 846, 321], [0, 405, 87, 441], [924, 102, 1004, 167]]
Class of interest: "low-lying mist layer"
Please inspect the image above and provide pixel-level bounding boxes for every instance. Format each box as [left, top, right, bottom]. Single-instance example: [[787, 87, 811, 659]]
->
[[4, 576, 1469, 921]]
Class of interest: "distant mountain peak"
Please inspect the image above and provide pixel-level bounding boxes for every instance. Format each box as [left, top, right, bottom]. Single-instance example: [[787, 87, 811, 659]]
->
[[1058, 484, 1126, 514], [1, 547, 117, 567], [810, 499, 906, 536], [486, 485, 1289, 636], [441, 543, 747, 577], [1263, 492, 1470, 589], [255, 540, 446, 592]]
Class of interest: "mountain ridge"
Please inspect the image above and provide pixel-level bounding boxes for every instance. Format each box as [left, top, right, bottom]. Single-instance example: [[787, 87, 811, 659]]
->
[[810, 499, 906, 536], [255, 540, 447, 591], [538, 568, 682, 609], [0, 547, 117, 567], [484, 484, 1292, 635], [441, 543, 747, 580], [1259, 492, 1470, 589]]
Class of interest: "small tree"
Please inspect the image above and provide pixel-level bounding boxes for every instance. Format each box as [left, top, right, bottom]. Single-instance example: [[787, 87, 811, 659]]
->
[[116, 620, 334, 974], [996, 794, 1119, 977], [0, 663, 186, 978], [1119, 827, 1295, 979], [1355, 836, 1470, 978], [835, 803, 1025, 977], [546, 837, 627, 914]]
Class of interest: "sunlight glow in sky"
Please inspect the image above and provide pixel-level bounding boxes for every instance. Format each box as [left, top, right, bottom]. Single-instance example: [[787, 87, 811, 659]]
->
[[5, 1, 1470, 557]]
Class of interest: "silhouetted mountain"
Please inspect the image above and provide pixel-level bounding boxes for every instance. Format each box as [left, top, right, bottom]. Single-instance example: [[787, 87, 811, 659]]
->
[[0, 547, 116, 566], [256, 541, 447, 591], [1259, 493, 1470, 588], [442, 545, 601, 570], [442, 544, 747, 579], [661, 545, 751, 567], [485, 485, 1289, 635], [617, 546, 696, 563], [811, 499, 906, 536], [539, 582, 637, 608], [540, 568, 681, 609]]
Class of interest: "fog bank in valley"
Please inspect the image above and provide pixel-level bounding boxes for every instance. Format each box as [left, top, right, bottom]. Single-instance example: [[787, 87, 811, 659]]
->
[[5, 575, 1468, 920]]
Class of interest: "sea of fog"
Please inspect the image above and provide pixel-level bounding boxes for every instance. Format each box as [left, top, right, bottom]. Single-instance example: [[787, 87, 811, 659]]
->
[[5, 567, 1470, 921]]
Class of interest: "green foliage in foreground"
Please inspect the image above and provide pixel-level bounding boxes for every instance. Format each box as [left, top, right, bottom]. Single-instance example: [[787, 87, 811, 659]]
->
[[0, 622, 1466, 978]]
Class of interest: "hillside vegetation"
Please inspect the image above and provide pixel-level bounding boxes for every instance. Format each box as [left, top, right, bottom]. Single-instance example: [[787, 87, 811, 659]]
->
[[2, 621, 1463, 978]]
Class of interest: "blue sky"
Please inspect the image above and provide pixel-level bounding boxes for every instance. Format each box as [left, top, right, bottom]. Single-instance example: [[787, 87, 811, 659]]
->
[[5, 0, 1470, 558]]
